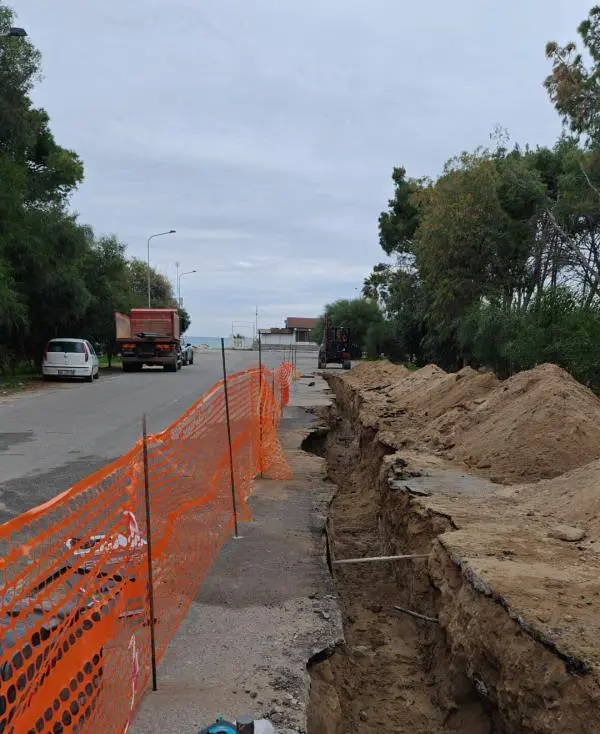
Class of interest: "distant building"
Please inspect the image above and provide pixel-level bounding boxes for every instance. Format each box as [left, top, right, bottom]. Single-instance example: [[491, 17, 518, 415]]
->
[[259, 316, 319, 347], [259, 327, 294, 346], [285, 317, 318, 343]]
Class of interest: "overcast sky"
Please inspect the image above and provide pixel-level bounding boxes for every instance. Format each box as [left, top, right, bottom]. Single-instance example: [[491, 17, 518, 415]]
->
[[10, 0, 592, 335]]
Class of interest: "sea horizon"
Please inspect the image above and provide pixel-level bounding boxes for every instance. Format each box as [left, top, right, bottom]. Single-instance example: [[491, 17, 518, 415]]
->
[[186, 335, 251, 349]]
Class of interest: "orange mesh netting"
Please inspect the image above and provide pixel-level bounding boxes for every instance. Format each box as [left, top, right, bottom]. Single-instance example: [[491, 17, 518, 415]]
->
[[0, 363, 293, 734]]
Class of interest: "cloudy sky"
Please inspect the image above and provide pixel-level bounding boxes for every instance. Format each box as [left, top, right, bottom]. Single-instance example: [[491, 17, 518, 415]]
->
[[10, 0, 591, 336]]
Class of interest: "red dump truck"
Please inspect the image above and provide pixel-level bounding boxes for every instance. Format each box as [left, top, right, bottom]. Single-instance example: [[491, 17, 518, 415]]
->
[[115, 308, 182, 372]]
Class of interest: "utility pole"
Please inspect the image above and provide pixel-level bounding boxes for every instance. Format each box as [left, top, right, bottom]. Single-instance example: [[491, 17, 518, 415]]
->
[[255, 305, 259, 342]]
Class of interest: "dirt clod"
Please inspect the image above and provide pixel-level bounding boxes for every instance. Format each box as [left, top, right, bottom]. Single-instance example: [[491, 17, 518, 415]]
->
[[548, 525, 586, 542]]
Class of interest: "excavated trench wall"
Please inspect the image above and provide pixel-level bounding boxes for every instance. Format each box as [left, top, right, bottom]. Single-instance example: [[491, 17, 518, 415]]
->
[[307, 372, 600, 734]]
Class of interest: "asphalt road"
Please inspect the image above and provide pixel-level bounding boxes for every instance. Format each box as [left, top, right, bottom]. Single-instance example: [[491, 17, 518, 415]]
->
[[0, 349, 291, 525]]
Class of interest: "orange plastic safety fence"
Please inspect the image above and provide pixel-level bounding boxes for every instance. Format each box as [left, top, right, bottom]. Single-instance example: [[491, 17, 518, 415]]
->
[[0, 364, 293, 734]]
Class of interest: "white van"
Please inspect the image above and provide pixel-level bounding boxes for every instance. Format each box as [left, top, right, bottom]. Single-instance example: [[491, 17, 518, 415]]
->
[[42, 338, 99, 382]]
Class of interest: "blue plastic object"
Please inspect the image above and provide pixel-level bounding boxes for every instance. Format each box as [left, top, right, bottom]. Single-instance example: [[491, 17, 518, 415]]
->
[[198, 717, 237, 734]]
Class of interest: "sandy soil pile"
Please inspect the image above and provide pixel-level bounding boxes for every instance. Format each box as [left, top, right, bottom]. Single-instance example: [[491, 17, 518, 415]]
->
[[391, 366, 498, 421], [345, 360, 409, 390], [345, 360, 600, 484], [385, 364, 446, 403], [519, 457, 600, 535], [451, 363, 600, 482]]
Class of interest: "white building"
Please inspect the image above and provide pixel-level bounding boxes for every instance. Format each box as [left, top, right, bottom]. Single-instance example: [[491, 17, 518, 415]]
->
[[259, 327, 295, 346], [259, 317, 319, 347]]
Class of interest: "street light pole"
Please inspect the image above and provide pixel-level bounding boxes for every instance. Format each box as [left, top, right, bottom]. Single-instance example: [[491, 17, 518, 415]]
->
[[147, 230, 176, 308], [177, 269, 196, 308]]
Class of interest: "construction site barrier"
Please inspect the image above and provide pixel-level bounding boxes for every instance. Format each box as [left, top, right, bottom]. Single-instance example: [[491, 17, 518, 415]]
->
[[0, 363, 293, 734]]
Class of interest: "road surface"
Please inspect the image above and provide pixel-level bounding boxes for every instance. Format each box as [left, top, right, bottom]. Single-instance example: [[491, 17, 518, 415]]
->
[[0, 349, 289, 525]]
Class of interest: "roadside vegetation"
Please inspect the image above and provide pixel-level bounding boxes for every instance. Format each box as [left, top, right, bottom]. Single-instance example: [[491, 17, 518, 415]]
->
[[357, 6, 600, 392], [0, 5, 190, 376], [314, 7, 600, 392]]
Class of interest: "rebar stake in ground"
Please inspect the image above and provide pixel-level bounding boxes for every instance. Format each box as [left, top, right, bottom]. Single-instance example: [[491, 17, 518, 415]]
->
[[394, 605, 439, 624], [333, 553, 428, 565]]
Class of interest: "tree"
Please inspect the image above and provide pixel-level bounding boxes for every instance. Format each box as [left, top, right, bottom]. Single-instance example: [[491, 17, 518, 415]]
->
[[0, 9, 82, 208], [0, 4, 87, 366], [13, 210, 94, 363], [352, 9, 600, 390], [0, 4, 193, 373], [75, 235, 132, 366], [127, 258, 176, 309], [368, 136, 600, 381], [178, 307, 191, 334], [545, 7, 600, 145], [378, 167, 423, 261]]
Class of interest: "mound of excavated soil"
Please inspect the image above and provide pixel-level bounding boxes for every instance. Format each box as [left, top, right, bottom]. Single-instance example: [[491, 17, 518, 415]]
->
[[519, 457, 600, 536], [451, 363, 600, 483], [385, 364, 446, 402], [343, 360, 600, 484], [393, 366, 498, 421], [345, 360, 409, 390]]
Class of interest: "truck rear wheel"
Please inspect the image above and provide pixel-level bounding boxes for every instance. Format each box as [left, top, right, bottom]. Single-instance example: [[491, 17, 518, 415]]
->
[[164, 361, 177, 372], [343, 360, 351, 370]]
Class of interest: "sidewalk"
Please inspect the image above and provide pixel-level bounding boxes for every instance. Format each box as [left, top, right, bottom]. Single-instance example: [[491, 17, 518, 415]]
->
[[131, 358, 342, 734]]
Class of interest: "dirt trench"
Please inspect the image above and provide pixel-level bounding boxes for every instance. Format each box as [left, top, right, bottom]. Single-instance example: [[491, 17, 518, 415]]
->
[[305, 379, 600, 734]]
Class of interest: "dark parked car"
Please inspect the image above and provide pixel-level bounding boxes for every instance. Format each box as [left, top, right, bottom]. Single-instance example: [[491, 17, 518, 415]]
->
[[180, 342, 194, 366]]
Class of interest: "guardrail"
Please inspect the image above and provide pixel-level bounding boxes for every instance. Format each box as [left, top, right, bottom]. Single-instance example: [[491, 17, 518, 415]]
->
[[0, 362, 293, 734]]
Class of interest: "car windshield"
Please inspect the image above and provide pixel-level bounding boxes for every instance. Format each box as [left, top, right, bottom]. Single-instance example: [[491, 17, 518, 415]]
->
[[48, 341, 84, 353]]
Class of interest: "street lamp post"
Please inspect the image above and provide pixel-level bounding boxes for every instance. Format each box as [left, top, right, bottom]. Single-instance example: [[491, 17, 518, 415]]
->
[[177, 269, 196, 308], [147, 230, 175, 308]]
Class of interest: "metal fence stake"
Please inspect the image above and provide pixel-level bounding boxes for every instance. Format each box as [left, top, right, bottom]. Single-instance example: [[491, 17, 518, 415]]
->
[[142, 413, 158, 691], [394, 605, 439, 624], [221, 338, 240, 538]]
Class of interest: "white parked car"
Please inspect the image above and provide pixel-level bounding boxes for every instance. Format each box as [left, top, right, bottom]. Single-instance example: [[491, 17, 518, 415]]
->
[[42, 337, 100, 382]]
